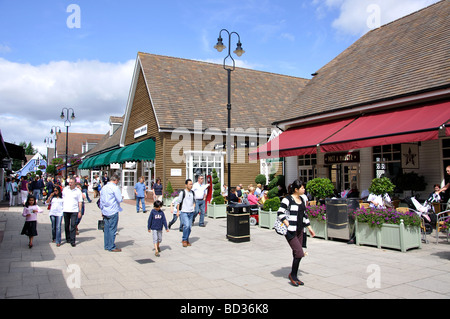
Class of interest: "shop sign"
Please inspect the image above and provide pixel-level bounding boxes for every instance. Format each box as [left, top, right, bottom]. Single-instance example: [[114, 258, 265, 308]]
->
[[236, 141, 258, 148], [134, 124, 148, 139], [324, 151, 360, 164]]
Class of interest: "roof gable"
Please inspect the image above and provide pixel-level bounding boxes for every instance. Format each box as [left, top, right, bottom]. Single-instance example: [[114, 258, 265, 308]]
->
[[125, 52, 308, 134]]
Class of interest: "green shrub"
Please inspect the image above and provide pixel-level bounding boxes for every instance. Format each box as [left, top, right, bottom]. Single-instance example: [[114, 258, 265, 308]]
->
[[263, 197, 280, 212], [306, 178, 334, 200], [211, 169, 225, 205], [369, 177, 395, 196], [255, 174, 266, 185]]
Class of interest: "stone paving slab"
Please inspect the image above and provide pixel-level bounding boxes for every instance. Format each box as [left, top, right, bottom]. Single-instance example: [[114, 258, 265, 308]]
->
[[0, 199, 449, 300]]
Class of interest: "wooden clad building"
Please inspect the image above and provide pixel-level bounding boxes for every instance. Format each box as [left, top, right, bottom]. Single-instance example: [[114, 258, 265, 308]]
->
[[118, 52, 309, 195]]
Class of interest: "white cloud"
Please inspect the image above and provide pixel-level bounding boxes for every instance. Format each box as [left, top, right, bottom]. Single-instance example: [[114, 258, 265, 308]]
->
[[0, 58, 135, 155], [313, 0, 441, 36], [0, 44, 11, 54]]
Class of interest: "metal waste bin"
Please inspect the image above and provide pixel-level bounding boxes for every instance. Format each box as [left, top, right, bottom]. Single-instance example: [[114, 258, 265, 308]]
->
[[326, 198, 360, 241], [226, 203, 250, 242]]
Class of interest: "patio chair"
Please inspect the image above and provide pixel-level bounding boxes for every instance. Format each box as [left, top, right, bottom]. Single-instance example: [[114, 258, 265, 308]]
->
[[435, 210, 450, 244], [359, 203, 370, 209]]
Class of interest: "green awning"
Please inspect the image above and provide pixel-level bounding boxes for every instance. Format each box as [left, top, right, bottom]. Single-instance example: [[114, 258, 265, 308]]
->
[[78, 139, 155, 169], [91, 149, 116, 167], [113, 139, 155, 163], [79, 156, 95, 169]]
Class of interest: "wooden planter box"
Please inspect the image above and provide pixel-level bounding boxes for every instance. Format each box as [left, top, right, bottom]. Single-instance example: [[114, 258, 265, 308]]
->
[[207, 203, 227, 219], [258, 209, 277, 229], [355, 219, 421, 252], [308, 218, 328, 240], [163, 197, 174, 206]]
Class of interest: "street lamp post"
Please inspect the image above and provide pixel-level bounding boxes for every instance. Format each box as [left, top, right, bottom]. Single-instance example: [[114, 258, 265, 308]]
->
[[60, 108, 75, 180], [43, 136, 53, 167], [49, 125, 61, 163], [214, 29, 245, 201]]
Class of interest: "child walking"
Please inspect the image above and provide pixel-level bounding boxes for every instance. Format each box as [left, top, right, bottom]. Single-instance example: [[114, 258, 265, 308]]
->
[[147, 200, 168, 257], [21, 195, 43, 248], [46, 187, 64, 246]]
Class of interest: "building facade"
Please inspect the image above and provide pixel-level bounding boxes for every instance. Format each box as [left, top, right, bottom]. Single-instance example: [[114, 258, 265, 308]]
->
[[251, 1, 450, 200]]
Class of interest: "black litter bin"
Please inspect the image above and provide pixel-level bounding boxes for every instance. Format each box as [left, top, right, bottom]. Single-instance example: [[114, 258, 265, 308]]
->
[[226, 203, 250, 242], [326, 198, 350, 240], [326, 198, 360, 241]]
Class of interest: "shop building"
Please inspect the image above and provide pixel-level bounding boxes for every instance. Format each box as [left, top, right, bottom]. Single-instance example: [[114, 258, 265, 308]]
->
[[250, 1, 450, 199], [81, 53, 309, 198]]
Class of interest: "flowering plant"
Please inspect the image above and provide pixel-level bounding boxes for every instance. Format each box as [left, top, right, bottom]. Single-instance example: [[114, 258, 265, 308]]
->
[[442, 216, 450, 230], [353, 207, 421, 229], [306, 205, 327, 223]]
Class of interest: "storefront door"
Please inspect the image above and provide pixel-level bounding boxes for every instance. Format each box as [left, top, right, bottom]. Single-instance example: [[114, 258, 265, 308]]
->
[[122, 169, 136, 199], [342, 164, 359, 192], [330, 163, 360, 195]]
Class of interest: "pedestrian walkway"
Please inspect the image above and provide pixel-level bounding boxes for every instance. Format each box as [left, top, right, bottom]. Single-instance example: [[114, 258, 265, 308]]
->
[[0, 198, 449, 299]]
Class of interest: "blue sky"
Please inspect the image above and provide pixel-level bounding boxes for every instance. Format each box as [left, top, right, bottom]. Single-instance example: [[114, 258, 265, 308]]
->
[[0, 0, 440, 154], [0, 0, 353, 77]]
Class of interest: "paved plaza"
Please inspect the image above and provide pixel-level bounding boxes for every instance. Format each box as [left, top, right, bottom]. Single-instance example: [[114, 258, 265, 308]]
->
[[0, 198, 449, 300]]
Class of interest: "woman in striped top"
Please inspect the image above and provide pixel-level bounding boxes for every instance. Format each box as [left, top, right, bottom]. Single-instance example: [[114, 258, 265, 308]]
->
[[277, 179, 315, 286]]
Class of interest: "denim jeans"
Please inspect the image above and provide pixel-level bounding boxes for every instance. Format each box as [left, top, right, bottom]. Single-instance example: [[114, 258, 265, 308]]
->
[[136, 197, 146, 212], [82, 188, 92, 203], [33, 189, 41, 201], [180, 211, 195, 242], [103, 213, 119, 251], [194, 199, 206, 226], [50, 215, 63, 244]]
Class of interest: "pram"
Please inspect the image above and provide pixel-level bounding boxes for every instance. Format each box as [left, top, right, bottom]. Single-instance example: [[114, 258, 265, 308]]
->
[[403, 196, 435, 243]]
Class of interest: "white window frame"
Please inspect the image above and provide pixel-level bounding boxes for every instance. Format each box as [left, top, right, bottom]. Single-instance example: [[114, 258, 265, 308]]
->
[[184, 151, 225, 185]]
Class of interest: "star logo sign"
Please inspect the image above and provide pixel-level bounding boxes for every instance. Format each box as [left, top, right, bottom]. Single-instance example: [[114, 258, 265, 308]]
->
[[403, 147, 417, 166]]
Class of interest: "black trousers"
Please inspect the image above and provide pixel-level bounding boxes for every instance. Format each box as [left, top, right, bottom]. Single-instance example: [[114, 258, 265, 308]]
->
[[64, 212, 78, 244]]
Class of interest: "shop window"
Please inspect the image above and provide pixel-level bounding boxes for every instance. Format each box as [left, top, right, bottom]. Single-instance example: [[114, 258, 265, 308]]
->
[[373, 144, 401, 179], [186, 151, 224, 184], [298, 154, 317, 183], [442, 138, 450, 161]]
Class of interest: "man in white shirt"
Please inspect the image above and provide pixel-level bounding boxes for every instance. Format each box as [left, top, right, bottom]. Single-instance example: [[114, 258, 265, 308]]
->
[[173, 179, 196, 247], [192, 175, 209, 227], [62, 177, 83, 247]]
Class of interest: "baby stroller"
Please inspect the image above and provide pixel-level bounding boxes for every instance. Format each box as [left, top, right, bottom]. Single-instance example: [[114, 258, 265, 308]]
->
[[404, 196, 435, 242]]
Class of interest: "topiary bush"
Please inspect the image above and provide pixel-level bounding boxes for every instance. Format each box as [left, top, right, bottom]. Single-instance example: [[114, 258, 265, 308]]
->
[[255, 174, 266, 185], [306, 178, 334, 200], [369, 177, 395, 196], [263, 197, 280, 212], [211, 169, 225, 205]]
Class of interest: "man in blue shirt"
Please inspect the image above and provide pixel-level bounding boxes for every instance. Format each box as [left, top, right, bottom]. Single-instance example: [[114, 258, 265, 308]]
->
[[100, 175, 123, 252], [134, 176, 148, 213]]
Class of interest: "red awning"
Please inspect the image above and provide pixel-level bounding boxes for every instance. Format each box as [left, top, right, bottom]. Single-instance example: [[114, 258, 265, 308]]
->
[[249, 118, 354, 160], [320, 100, 450, 153]]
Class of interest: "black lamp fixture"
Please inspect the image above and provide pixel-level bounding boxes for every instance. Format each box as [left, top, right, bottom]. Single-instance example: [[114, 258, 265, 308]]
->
[[214, 29, 245, 202], [60, 108, 76, 179]]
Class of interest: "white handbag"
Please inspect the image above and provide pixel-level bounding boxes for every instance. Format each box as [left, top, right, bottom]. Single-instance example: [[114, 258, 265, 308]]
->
[[273, 219, 288, 235]]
